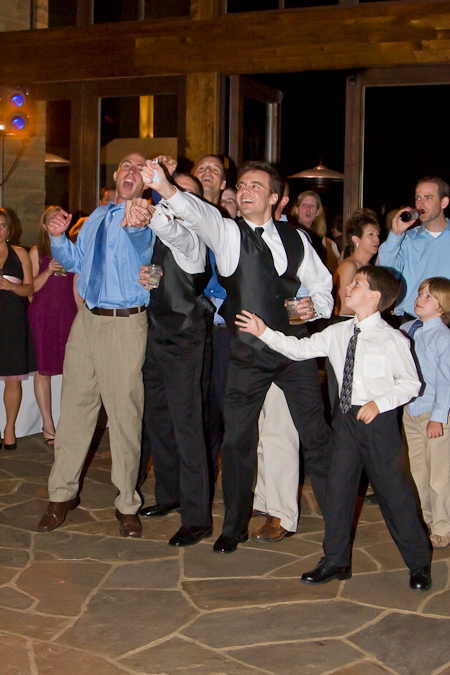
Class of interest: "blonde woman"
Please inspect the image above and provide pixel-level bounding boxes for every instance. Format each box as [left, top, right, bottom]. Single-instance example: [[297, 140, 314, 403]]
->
[[292, 190, 339, 273]]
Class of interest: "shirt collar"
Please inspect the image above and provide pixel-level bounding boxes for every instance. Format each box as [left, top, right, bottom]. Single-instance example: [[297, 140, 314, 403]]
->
[[417, 218, 450, 237], [422, 317, 444, 331], [353, 311, 382, 332], [243, 217, 275, 234]]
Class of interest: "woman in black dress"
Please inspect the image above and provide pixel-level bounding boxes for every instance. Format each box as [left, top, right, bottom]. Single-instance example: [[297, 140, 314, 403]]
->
[[0, 209, 36, 449]]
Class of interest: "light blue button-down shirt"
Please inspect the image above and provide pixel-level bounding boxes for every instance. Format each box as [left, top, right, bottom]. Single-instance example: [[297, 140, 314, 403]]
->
[[51, 201, 155, 309], [377, 220, 450, 316], [404, 317, 450, 424]]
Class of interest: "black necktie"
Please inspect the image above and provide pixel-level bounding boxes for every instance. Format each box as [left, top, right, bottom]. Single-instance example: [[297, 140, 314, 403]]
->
[[339, 325, 361, 414], [408, 319, 423, 339]]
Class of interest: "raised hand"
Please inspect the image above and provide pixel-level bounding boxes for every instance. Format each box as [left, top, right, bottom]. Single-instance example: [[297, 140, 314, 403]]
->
[[235, 309, 266, 337], [123, 198, 155, 228], [46, 209, 72, 237]]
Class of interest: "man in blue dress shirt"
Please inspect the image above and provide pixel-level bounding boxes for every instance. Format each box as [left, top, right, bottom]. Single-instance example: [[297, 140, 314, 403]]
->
[[378, 176, 450, 319], [37, 152, 155, 538]]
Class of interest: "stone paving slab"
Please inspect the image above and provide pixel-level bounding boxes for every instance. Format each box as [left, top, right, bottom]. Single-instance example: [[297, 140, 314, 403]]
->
[[348, 612, 450, 675], [104, 558, 181, 589], [233, 638, 366, 674], [182, 577, 336, 609], [34, 530, 177, 563], [342, 560, 449, 611], [120, 636, 259, 674], [0, 632, 33, 674], [182, 601, 382, 648], [183, 542, 300, 579], [57, 589, 199, 658], [16, 561, 111, 615], [33, 643, 134, 675]]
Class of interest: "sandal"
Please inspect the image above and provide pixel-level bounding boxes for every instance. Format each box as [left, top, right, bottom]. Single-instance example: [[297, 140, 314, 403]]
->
[[42, 428, 55, 446]]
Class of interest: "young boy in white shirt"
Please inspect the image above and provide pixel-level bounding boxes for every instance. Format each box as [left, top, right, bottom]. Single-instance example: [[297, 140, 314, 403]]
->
[[236, 266, 432, 591], [402, 277, 450, 549]]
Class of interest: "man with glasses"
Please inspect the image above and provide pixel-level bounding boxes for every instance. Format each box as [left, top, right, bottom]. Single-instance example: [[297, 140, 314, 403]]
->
[[142, 159, 333, 553]]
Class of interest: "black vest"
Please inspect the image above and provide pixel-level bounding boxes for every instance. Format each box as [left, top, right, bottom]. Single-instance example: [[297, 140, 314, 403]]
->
[[218, 219, 307, 349], [147, 238, 213, 339]]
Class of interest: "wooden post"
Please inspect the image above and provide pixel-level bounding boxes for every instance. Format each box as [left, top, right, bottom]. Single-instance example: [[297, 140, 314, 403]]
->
[[185, 72, 223, 165]]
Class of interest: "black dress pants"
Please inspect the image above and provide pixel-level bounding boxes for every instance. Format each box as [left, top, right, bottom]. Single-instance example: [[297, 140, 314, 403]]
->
[[142, 324, 211, 528], [220, 337, 331, 539], [324, 407, 430, 570]]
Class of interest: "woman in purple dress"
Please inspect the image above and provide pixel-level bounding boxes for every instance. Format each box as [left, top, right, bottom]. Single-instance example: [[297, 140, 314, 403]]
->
[[0, 209, 36, 449], [28, 206, 81, 445]]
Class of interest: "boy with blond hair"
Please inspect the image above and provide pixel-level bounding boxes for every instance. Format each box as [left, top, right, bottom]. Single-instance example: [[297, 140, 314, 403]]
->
[[403, 277, 450, 548], [236, 266, 432, 591]]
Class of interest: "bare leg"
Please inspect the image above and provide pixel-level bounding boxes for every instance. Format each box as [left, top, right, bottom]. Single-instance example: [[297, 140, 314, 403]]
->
[[33, 373, 55, 440], [3, 380, 22, 445]]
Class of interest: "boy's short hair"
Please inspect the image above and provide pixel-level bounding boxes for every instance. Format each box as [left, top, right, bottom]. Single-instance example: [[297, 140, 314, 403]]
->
[[418, 277, 450, 325], [358, 266, 401, 313]]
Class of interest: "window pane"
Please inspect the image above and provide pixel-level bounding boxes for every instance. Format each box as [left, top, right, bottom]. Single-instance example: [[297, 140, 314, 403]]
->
[[363, 85, 450, 215], [145, 0, 191, 19], [227, 0, 279, 12], [45, 100, 71, 212], [243, 98, 272, 163], [94, 0, 140, 24], [285, 0, 338, 7], [99, 94, 178, 190], [48, 0, 77, 27]]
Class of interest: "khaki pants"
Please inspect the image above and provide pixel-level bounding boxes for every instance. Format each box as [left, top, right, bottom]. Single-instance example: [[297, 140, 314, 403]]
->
[[48, 304, 148, 514], [403, 408, 450, 537], [253, 383, 300, 532]]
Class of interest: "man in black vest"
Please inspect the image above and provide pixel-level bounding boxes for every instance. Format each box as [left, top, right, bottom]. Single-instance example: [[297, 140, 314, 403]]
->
[[138, 171, 213, 547], [142, 159, 333, 553]]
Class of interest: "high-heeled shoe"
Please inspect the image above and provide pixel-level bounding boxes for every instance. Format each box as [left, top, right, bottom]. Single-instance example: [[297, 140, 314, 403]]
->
[[42, 428, 55, 446], [4, 434, 17, 450]]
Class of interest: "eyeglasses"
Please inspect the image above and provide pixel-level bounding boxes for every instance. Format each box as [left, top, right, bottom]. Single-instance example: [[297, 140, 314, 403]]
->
[[235, 182, 271, 192]]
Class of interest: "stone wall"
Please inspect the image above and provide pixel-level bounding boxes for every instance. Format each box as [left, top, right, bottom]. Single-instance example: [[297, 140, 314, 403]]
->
[[0, 0, 47, 248]]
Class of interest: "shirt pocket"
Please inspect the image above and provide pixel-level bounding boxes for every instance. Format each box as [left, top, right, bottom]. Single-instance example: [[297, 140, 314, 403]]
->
[[363, 354, 385, 379]]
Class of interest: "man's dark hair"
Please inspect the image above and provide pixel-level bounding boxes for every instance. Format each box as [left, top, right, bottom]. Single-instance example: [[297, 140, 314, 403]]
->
[[237, 161, 283, 201], [344, 208, 380, 251], [358, 265, 401, 312], [416, 176, 450, 201], [195, 154, 226, 182], [174, 173, 204, 197]]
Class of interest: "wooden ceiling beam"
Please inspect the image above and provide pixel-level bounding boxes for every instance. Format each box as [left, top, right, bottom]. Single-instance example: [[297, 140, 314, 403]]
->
[[2, 3, 450, 83]]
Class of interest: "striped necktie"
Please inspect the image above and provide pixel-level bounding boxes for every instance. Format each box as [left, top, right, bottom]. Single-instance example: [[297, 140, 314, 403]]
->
[[339, 325, 361, 414]]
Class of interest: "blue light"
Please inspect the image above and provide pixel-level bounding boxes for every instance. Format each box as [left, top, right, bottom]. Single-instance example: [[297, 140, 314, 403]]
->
[[11, 94, 25, 108], [11, 116, 26, 131]]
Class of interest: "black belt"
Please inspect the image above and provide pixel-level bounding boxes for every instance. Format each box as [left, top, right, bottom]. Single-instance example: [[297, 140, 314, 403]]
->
[[213, 323, 228, 331], [89, 305, 146, 317]]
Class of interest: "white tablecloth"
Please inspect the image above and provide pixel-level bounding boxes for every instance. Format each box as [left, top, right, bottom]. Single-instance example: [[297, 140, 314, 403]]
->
[[0, 375, 62, 438]]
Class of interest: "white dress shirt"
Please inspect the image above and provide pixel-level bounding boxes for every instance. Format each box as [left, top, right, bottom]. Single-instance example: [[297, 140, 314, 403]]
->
[[259, 312, 421, 413], [164, 189, 333, 320], [148, 203, 207, 274]]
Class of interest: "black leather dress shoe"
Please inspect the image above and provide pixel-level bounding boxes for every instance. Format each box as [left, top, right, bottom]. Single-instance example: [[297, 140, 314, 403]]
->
[[409, 566, 432, 591], [139, 503, 180, 517], [301, 557, 352, 584], [168, 525, 213, 547], [213, 532, 249, 553]]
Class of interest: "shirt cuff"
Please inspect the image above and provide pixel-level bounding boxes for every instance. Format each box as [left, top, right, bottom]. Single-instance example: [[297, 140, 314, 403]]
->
[[50, 234, 67, 247], [165, 188, 185, 213], [259, 326, 276, 346], [372, 395, 391, 415], [430, 408, 450, 425]]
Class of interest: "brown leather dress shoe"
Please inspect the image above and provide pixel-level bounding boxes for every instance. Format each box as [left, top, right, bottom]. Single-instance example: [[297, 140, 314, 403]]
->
[[115, 510, 142, 538], [37, 497, 80, 533], [251, 516, 295, 543]]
